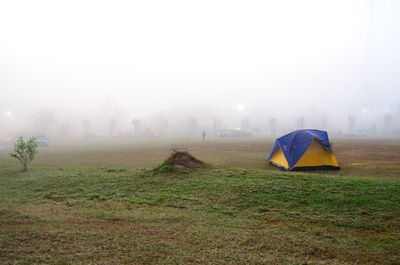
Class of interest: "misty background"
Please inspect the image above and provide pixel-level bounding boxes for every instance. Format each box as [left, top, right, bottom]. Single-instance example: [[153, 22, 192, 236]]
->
[[1, 0, 399, 140]]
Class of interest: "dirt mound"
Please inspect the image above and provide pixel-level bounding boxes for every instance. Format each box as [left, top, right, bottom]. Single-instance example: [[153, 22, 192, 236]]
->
[[158, 150, 206, 170]]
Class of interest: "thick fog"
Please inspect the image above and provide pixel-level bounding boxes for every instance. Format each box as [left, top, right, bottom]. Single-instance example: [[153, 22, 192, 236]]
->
[[1, 0, 399, 139]]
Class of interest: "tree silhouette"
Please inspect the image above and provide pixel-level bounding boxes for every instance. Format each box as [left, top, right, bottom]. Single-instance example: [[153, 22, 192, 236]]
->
[[242, 118, 250, 130], [297, 117, 305, 129], [160, 119, 168, 134], [348, 115, 356, 132], [131, 119, 141, 136], [187, 118, 198, 135], [269, 118, 276, 136], [322, 118, 327, 130], [383, 114, 392, 132], [213, 118, 221, 135], [109, 118, 117, 137], [81, 119, 92, 138]]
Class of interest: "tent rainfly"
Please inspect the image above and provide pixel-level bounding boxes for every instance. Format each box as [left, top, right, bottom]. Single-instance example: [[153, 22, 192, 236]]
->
[[267, 129, 340, 171]]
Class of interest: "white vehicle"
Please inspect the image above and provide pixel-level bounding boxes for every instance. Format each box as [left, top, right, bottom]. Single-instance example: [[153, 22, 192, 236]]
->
[[34, 135, 50, 146]]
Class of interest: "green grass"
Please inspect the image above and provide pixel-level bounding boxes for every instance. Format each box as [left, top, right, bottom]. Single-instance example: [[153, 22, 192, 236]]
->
[[1, 165, 399, 264], [0, 138, 399, 264]]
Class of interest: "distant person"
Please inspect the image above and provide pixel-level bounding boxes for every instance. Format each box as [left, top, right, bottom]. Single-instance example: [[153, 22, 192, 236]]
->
[[202, 131, 206, 142]]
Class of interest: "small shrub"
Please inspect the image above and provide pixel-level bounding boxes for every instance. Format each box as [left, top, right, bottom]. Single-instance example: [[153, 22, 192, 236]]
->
[[103, 167, 127, 173], [9, 136, 38, 171], [156, 165, 174, 173]]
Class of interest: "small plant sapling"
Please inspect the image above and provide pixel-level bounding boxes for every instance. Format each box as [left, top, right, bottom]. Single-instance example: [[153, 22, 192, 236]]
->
[[10, 136, 38, 171]]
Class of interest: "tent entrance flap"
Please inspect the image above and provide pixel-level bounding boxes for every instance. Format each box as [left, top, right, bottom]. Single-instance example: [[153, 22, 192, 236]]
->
[[269, 146, 289, 169], [293, 139, 339, 168]]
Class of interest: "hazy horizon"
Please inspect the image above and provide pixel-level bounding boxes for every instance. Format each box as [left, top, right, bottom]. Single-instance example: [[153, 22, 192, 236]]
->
[[1, 0, 400, 137]]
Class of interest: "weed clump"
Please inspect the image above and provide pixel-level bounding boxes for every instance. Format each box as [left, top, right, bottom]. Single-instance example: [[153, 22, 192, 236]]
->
[[98, 167, 127, 173], [154, 150, 206, 172]]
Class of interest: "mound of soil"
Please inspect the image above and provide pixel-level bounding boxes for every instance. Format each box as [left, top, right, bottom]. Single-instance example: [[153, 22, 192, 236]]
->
[[161, 150, 206, 169]]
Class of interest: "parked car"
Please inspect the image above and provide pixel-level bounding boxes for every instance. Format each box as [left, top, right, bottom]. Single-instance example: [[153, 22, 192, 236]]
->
[[218, 128, 253, 138], [34, 135, 50, 146], [0, 135, 14, 149]]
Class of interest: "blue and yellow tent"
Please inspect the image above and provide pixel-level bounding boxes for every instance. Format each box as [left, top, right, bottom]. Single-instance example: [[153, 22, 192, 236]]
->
[[267, 129, 340, 171]]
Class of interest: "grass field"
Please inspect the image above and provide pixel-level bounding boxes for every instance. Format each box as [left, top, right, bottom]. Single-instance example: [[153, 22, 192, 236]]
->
[[0, 138, 399, 264]]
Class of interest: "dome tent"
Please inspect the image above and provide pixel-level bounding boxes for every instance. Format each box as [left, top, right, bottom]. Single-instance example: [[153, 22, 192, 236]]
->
[[267, 129, 340, 171]]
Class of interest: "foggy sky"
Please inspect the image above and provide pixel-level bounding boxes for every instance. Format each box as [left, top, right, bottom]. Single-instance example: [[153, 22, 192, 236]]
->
[[1, 0, 400, 134]]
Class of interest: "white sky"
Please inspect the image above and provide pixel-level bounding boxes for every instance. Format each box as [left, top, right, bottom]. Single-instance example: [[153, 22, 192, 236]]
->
[[0, 0, 399, 117]]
